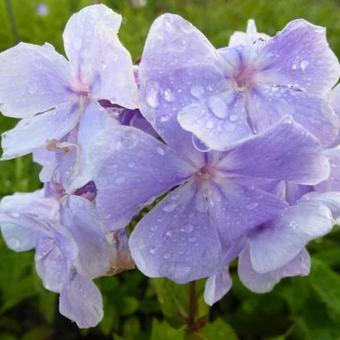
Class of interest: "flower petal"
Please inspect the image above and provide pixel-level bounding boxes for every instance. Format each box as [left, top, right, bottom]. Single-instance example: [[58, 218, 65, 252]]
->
[[1, 103, 81, 160], [62, 195, 112, 278], [90, 125, 195, 230], [59, 271, 103, 328], [0, 42, 72, 118], [239, 246, 310, 293], [129, 181, 223, 283], [35, 236, 69, 293], [63, 4, 137, 108], [247, 85, 338, 147], [217, 117, 330, 185], [139, 13, 226, 157], [204, 268, 232, 306], [249, 200, 334, 273], [259, 19, 340, 95]]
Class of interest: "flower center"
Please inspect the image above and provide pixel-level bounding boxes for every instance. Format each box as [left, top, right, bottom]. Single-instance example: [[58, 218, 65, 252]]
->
[[233, 66, 254, 93]]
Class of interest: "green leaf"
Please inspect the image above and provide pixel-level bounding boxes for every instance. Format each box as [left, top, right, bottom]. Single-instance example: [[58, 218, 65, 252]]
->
[[309, 259, 340, 315], [152, 278, 189, 326], [150, 319, 185, 340], [197, 319, 237, 340]]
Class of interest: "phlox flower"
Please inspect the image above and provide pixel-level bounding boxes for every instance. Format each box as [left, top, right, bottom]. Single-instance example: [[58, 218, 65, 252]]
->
[[0, 4, 137, 160], [0, 186, 134, 328], [88, 104, 329, 284], [139, 14, 339, 151]]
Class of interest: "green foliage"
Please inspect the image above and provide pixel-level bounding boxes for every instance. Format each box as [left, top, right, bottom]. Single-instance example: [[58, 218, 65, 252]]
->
[[1, 0, 340, 338]]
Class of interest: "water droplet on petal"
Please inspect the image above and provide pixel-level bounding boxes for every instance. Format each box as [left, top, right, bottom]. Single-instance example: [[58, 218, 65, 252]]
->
[[246, 202, 258, 210], [300, 60, 309, 71], [180, 223, 194, 233], [115, 176, 126, 184], [190, 85, 205, 99], [208, 95, 227, 119], [149, 246, 156, 255], [229, 114, 238, 122], [146, 83, 159, 108], [162, 202, 177, 212], [192, 135, 211, 153], [156, 146, 165, 155], [163, 88, 175, 102]]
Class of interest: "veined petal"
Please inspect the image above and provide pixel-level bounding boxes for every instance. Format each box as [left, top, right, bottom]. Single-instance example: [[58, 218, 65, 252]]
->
[[258, 19, 340, 95], [0, 42, 72, 118], [1, 102, 81, 160], [139, 13, 226, 158], [217, 117, 330, 185], [59, 271, 103, 328], [90, 125, 195, 230], [63, 4, 138, 109], [239, 246, 310, 293], [129, 181, 223, 283], [249, 199, 334, 273]]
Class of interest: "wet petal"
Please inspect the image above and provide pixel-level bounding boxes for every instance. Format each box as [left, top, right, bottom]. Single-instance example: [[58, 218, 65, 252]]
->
[[1, 103, 81, 160], [129, 181, 223, 283], [247, 85, 338, 147], [0, 42, 72, 118], [259, 19, 340, 95], [239, 246, 310, 293], [35, 236, 69, 293], [62, 195, 112, 278], [63, 4, 137, 108], [59, 271, 103, 328], [218, 117, 330, 185], [178, 91, 253, 150], [204, 267, 232, 306], [139, 13, 225, 158], [249, 200, 334, 273], [90, 125, 195, 230]]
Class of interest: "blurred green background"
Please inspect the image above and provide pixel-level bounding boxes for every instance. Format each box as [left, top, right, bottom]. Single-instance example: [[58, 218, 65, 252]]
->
[[1, 0, 340, 339]]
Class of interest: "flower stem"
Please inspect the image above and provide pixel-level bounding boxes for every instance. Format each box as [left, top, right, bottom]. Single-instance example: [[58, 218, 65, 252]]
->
[[187, 281, 197, 333], [5, 0, 19, 44]]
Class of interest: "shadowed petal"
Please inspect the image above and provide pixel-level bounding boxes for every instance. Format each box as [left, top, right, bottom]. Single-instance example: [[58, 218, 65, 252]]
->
[[59, 271, 103, 328], [239, 246, 310, 293], [249, 200, 334, 273]]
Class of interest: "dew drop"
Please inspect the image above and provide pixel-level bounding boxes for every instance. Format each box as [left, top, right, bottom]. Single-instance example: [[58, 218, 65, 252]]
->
[[146, 84, 159, 108], [156, 146, 165, 155], [162, 202, 177, 212], [115, 176, 126, 185], [149, 246, 156, 255], [246, 202, 258, 210], [163, 88, 175, 102], [190, 85, 205, 99], [229, 114, 238, 122], [300, 60, 309, 71], [180, 223, 194, 233], [208, 95, 227, 119]]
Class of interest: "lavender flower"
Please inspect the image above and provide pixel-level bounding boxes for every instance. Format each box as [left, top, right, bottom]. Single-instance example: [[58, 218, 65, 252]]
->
[[139, 14, 339, 151], [0, 4, 137, 160], [0, 186, 134, 328]]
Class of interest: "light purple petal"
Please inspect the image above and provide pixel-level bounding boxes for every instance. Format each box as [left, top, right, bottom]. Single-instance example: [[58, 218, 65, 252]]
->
[[1, 103, 81, 160], [129, 181, 223, 283], [315, 146, 340, 192], [35, 236, 69, 293], [247, 85, 338, 147], [249, 200, 334, 273], [217, 117, 330, 185], [178, 91, 253, 150], [59, 271, 103, 328], [213, 182, 287, 245], [258, 19, 340, 95], [90, 125, 195, 230], [0, 190, 59, 251], [0, 42, 72, 118], [62, 195, 112, 278], [204, 267, 232, 306], [63, 4, 137, 108], [139, 13, 226, 158], [239, 246, 310, 293]]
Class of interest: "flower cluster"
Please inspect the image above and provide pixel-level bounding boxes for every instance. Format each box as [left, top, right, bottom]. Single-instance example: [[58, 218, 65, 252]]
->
[[0, 4, 340, 328]]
